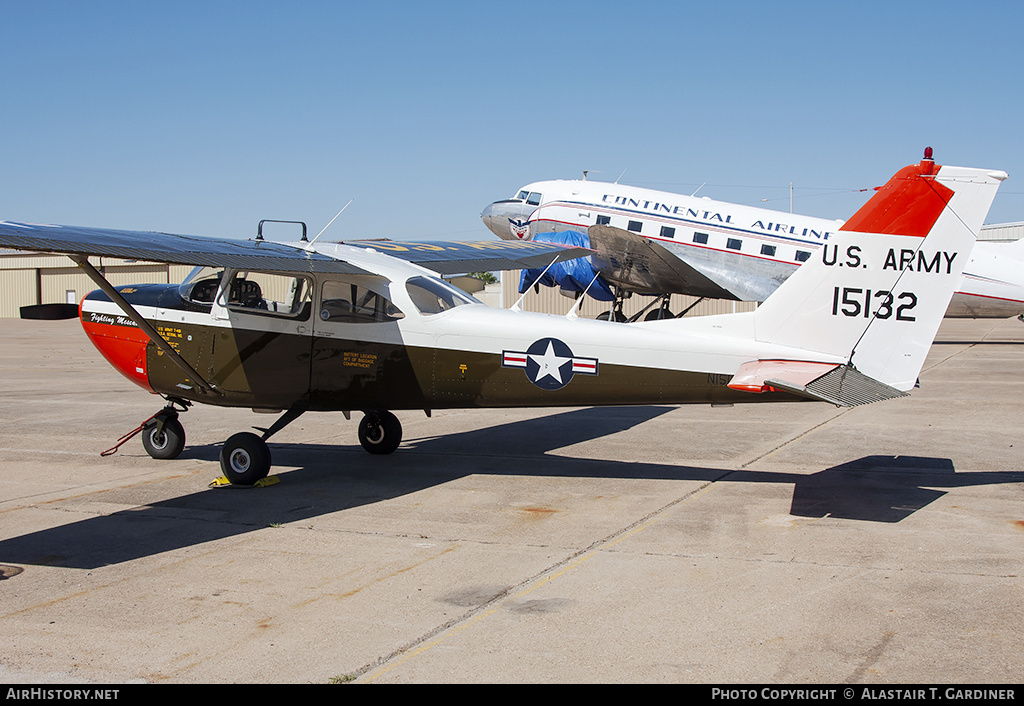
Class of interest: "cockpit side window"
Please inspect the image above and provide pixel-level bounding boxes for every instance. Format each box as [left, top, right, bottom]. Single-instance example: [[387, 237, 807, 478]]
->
[[223, 271, 312, 318], [526, 192, 542, 205]]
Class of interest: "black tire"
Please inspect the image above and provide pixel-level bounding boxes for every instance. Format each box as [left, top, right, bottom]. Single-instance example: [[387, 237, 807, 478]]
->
[[645, 308, 674, 321], [597, 310, 627, 322], [358, 411, 402, 455], [219, 432, 272, 485], [142, 416, 186, 460]]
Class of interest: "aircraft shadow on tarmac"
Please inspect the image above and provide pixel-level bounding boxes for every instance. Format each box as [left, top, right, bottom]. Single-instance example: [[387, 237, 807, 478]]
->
[[1, 406, 1021, 569]]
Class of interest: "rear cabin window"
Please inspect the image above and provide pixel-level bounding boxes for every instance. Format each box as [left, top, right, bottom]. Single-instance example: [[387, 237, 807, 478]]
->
[[405, 276, 479, 315], [660, 226, 675, 239], [319, 280, 404, 323], [693, 232, 709, 244], [726, 238, 742, 250], [627, 221, 643, 233], [761, 244, 777, 257], [795, 250, 811, 262]]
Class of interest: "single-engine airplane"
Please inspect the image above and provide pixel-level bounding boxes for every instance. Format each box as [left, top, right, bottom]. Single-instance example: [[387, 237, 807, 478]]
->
[[482, 149, 1023, 320], [0, 155, 1005, 486]]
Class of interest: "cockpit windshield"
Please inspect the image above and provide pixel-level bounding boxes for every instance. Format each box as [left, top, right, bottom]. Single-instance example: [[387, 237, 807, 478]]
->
[[178, 266, 223, 304]]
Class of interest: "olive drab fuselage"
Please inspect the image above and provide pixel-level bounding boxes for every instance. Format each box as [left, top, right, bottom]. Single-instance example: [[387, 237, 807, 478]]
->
[[80, 276, 806, 414]]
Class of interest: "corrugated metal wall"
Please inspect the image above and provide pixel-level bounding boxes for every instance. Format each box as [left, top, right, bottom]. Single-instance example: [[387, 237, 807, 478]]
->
[[979, 222, 1024, 242], [0, 269, 38, 318], [0, 253, 193, 317]]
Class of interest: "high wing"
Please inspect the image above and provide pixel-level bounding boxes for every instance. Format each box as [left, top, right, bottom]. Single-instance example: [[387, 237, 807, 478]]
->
[[0, 221, 372, 274], [0, 220, 590, 398], [343, 238, 592, 275], [0, 222, 591, 275]]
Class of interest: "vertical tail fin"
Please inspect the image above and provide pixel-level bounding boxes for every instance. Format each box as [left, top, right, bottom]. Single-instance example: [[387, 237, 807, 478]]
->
[[753, 152, 1007, 391]]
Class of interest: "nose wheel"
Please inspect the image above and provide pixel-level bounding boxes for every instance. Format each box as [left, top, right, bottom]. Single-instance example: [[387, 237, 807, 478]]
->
[[141, 414, 186, 460]]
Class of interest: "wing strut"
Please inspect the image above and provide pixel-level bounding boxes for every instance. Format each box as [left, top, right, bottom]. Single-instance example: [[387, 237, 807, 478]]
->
[[71, 255, 220, 397]]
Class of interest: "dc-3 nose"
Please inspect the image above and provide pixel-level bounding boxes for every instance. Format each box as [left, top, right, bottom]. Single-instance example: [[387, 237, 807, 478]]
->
[[481, 199, 536, 241]]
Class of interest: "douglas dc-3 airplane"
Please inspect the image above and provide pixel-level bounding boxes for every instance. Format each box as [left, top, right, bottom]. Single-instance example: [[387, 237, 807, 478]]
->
[[482, 149, 1024, 321], [0, 156, 1006, 486]]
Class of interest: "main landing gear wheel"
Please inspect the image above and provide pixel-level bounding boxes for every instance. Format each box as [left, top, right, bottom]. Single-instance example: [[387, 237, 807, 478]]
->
[[645, 307, 675, 321], [142, 415, 186, 460], [220, 432, 272, 486], [358, 411, 402, 455]]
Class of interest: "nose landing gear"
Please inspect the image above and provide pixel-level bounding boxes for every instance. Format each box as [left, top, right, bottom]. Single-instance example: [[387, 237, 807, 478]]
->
[[141, 412, 186, 460]]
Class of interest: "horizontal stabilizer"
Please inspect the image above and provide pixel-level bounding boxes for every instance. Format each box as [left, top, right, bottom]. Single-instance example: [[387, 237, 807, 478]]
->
[[729, 359, 908, 407], [769, 365, 909, 407], [19, 303, 79, 320]]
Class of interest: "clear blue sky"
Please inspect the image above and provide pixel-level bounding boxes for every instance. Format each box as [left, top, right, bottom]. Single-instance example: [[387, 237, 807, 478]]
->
[[3, 0, 1023, 241]]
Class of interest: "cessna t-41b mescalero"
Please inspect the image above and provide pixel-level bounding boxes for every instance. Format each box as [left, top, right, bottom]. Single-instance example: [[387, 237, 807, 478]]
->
[[0, 157, 1005, 486]]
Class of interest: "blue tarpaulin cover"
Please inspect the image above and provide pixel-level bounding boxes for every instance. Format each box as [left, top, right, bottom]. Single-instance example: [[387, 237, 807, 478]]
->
[[518, 231, 615, 301]]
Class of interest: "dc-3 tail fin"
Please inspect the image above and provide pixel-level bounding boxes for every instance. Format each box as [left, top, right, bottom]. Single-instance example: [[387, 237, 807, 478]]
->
[[752, 151, 1007, 395]]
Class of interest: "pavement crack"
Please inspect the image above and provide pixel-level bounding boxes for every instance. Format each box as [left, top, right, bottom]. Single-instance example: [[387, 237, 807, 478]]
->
[[352, 476, 727, 682]]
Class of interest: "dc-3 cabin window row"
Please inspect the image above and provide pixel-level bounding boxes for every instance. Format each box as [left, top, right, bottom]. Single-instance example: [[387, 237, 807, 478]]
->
[[180, 268, 477, 322], [595, 215, 811, 263]]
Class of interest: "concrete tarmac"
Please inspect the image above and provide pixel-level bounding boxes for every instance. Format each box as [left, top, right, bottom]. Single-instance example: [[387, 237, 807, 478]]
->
[[0, 317, 1021, 684]]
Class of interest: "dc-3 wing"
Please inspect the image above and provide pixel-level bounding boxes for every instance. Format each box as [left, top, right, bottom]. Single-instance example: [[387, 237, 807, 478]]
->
[[0, 222, 591, 275], [587, 224, 738, 299]]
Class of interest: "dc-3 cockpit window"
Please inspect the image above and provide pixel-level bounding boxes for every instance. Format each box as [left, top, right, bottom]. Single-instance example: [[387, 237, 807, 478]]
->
[[224, 271, 312, 317], [405, 276, 479, 315], [319, 279, 405, 323], [514, 189, 542, 205]]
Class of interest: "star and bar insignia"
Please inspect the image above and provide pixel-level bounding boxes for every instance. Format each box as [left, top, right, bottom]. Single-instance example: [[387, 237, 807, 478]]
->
[[502, 337, 599, 390]]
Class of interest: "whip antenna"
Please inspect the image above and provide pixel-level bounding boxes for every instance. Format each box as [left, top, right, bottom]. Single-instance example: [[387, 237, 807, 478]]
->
[[308, 199, 353, 247]]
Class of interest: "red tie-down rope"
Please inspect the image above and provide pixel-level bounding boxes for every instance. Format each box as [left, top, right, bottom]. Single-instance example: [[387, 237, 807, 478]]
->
[[100, 411, 162, 457]]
